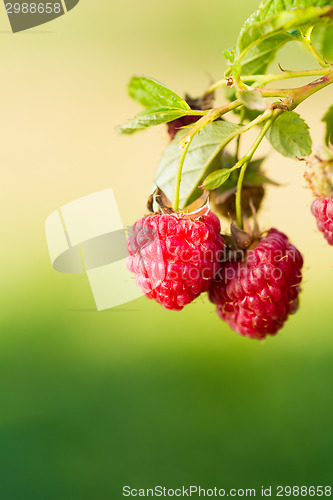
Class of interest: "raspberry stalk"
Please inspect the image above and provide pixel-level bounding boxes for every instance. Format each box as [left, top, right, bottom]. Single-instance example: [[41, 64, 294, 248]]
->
[[235, 113, 280, 228], [173, 140, 191, 211]]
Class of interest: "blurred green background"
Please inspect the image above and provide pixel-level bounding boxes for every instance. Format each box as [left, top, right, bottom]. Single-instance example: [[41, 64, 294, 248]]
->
[[0, 1, 332, 498]]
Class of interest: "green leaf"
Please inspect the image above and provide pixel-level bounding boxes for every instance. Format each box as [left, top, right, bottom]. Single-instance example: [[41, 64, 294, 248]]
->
[[237, 89, 266, 111], [225, 2, 333, 80], [239, 0, 333, 34], [154, 120, 240, 208], [322, 105, 333, 144], [201, 169, 231, 191], [312, 25, 333, 62], [235, 6, 333, 61], [240, 32, 295, 76], [224, 2, 333, 110], [117, 76, 192, 134], [128, 76, 190, 112], [266, 111, 312, 158], [117, 108, 188, 134]]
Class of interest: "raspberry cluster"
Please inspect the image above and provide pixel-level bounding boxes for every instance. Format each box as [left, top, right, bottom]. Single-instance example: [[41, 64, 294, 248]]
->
[[127, 205, 304, 340], [127, 211, 225, 310], [311, 197, 333, 246], [208, 229, 303, 339]]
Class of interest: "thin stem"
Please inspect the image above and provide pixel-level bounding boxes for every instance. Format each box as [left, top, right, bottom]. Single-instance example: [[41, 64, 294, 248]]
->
[[303, 27, 329, 68], [210, 109, 275, 179], [186, 110, 208, 116], [204, 79, 230, 93], [253, 67, 331, 85], [180, 100, 243, 149], [235, 107, 246, 162], [239, 109, 273, 131], [205, 67, 331, 94], [173, 139, 192, 211], [214, 109, 275, 160], [235, 162, 249, 229], [235, 134, 242, 162], [235, 110, 281, 228]]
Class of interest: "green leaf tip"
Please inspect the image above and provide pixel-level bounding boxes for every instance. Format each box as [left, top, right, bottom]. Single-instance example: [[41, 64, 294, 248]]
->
[[128, 76, 190, 112], [201, 169, 232, 190], [117, 75, 191, 134]]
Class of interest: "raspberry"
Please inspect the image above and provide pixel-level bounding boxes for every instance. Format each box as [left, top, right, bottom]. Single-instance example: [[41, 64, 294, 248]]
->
[[311, 197, 333, 245], [127, 210, 225, 311], [209, 229, 303, 339]]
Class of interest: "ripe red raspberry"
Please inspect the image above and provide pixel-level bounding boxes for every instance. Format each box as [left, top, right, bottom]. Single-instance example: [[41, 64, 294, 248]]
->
[[311, 197, 333, 246], [209, 229, 303, 340], [127, 210, 225, 311]]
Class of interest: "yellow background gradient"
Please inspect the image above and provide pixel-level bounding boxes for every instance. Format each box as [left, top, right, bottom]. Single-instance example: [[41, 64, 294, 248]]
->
[[0, 1, 332, 498]]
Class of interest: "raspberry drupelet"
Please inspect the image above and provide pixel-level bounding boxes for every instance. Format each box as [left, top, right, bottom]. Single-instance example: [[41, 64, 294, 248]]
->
[[127, 210, 225, 311], [209, 229, 303, 339]]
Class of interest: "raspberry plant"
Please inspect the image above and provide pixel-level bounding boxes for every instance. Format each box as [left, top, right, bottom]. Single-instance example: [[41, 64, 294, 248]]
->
[[119, 0, 333, 340]]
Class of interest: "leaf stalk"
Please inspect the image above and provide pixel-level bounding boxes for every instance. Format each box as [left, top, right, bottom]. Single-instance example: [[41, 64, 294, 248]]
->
[[205, 67, 332, 94]]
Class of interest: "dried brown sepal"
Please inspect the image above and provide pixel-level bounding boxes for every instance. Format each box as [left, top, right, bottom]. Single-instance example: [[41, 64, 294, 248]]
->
[[185, 91, 215, 112], [147, 189, 211, 219], [147, 188, 175, 214], [230, 221, 253, 251], [181, 199, 211, 220], [146, 193, 155, 213], [182, 191, 209, 214], [225, 200, 263, 261]]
